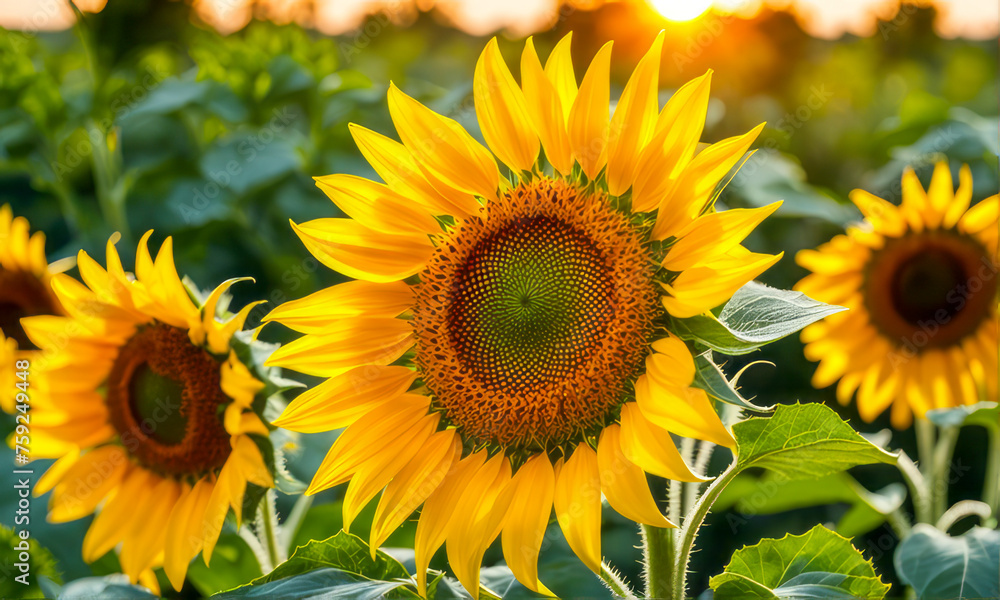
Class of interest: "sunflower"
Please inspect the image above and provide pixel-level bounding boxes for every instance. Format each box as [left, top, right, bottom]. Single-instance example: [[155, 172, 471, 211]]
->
[[0, 205, 66, 414], [796, 162, 998, 429], [21, 232, 276, 593], [265, 33, 780, 596]]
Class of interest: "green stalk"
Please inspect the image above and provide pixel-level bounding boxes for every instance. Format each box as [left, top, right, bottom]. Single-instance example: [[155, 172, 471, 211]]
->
[[259, 489, 285, 570], [931, 426, 960, 522], [983, 424, 1000, 522], [599, 561, 637, 599], [671, 462, 738, 600], [642, 524, 675, 599], [914, 419, 936, 478]]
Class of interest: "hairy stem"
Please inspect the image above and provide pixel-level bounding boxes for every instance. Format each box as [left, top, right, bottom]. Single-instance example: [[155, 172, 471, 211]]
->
[[642, 524, 675, 599], [672, 461, 739, 600], [259, 489, 285, 569], [599, 560, 637, 599]]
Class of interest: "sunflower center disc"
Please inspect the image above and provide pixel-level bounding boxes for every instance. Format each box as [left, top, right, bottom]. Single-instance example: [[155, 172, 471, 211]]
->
[[866, 230, 996, 349], [448, 215, 614, 391], [414, 179, 657, 451], [0, 269, 60, 349], [106, 323, 233, 477]]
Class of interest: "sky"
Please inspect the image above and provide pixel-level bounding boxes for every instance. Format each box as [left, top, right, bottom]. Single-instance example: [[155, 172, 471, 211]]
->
[[0, 0, 996, 40]]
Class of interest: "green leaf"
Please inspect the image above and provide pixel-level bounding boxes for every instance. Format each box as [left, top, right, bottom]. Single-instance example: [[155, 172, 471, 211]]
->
[[734, 403, 898, 479], [186, 533, 262, 596], [217, 532, 419, 599], [56, 575, 158, 600], [715, 472, 906, 537], [673, 282, 846, 356], [255, 531, 410, 585], [693, 351, 772, 412], [926, 401, 1000, 429], [214, 568, 419, 599], [895, 525, 1000, 600], [710, 525, 890, 600]]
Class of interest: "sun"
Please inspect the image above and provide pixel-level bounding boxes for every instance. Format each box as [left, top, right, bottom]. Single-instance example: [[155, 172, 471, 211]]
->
[[649, 0, 713, 22]]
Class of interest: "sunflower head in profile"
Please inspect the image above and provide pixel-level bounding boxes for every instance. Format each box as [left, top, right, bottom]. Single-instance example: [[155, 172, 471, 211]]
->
[[797, 161, 998, 429], [0, 205, 66, 413], [265, 32, 780, 597], [22, 232, 284, 593]]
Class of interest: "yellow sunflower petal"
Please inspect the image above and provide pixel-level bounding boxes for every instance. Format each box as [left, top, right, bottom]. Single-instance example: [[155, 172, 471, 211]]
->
[[959, 194, 999, 236], [264, 280, 412, 333], [925, 161, 953, 228], [264, 316, 414, 377], [606, 31, 664, 196], [348, 123, 482, 218], [447, 454, 513, 600], [291, 218, 433, 283], [646, 335, 696, 387], [619, 403, 705, 482], [943, 165, 973, 229], [370, 430, 460, 556], [567, 41, 613, 180], [475, 37, 540, 173], [415, 451, 489, 595], [660, 249, 783, 318], [315, 174, 440, 235], [81, 466, 148, 562], [544, 33, 577, 117], [632, 70, 713, 212], [35, 448, 81, 497], [388, 83, 499, 202], [849, 190, 907, 237], [553, 444, 601, 574], [121, 477, 181, 581], [635, 375, 736, 448], [501, 454, 556, 594], [651, 123, 765, 240], [662, 202, 782, 272], [521, 37, 573, 175], [164, 479, 212, 592], [48, 445, 129, 523], [273, 365, 417, 433], [596, 424, 674, 528], [306, 395, 432, 494], [342, 413, 439, 533], [900, 167, 929, 231]]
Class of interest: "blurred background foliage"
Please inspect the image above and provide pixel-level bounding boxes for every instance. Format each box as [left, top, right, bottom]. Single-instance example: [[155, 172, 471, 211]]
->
[[0, 0, 997, 597]]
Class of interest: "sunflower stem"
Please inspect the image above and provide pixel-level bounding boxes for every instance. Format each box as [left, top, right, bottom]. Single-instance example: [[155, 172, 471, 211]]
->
[[671, 460, 738, 600], [914, 418, 936, 479], [931, 425, 960, 522], [897, 450, 932, 524], [983, 424, 1000, 524], [599, 560, 637, 599], [641, 524, 674, 599], [258, 489, 285, 570]]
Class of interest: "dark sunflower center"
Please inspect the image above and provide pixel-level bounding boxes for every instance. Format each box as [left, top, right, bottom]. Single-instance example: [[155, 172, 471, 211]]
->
[[890, 248, 965, 325], [106, 323, 233, 477], [0, 269, 60, 349], [413, 178, 657, 451], [448, 215, 615, 392], [865, 230, 996, 350]]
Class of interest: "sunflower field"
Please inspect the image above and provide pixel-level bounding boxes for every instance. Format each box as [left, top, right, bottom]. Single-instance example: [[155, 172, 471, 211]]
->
[[1, 1, 998, 599]]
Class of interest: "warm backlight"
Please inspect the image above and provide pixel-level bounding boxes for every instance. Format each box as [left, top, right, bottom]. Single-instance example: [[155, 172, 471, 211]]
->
[[649, 0, 713, 21]]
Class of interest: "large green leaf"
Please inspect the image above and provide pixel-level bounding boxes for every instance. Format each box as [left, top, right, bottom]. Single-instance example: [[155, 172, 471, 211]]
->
[[895, 525, 1000, 600], [710, 525, 890, 600], [733, 403, 898, 479], [673, 282, 846, 356]]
